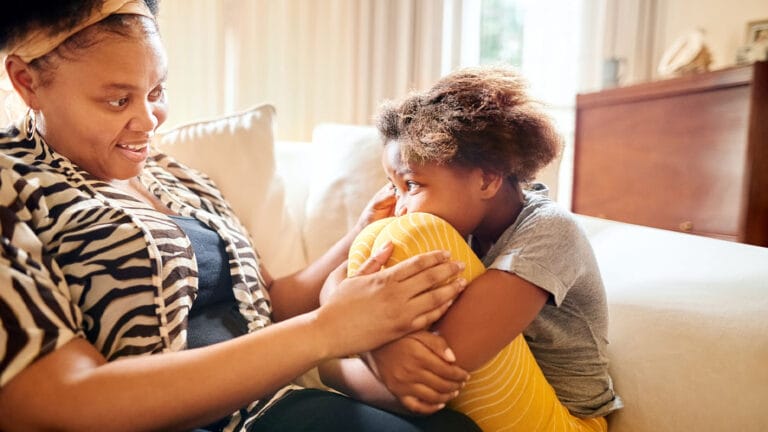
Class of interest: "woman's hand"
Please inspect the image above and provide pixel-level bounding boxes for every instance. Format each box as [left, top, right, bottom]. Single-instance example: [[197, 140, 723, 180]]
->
[[364, 331, 470, 414], [352, 184, 396, 233], [316, 242, 467, 358], [318, 258, 347, 306]]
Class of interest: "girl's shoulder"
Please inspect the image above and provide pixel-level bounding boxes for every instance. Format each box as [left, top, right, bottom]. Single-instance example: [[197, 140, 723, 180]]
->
[[518, 184, 581, 233]]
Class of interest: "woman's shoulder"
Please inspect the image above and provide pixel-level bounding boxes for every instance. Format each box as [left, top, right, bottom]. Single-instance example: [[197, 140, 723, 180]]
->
[[1, 125, 35, 164]]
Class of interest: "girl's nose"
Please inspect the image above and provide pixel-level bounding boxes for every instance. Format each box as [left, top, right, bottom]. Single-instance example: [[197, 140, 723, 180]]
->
[[395, 200, 407, 216]]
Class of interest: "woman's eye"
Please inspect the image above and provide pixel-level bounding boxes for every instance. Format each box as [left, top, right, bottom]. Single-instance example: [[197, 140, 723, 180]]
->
[[149, 85, 166, 101], [108, 97, 129, 108]]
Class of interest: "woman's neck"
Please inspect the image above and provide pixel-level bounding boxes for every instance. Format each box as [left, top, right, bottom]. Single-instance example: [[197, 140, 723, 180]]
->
[[111, 177, 176, 215]]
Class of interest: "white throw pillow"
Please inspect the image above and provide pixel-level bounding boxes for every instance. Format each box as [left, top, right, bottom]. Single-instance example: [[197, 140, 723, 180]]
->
[[303, 123, 388, 262], [153, 104, 306, 277]]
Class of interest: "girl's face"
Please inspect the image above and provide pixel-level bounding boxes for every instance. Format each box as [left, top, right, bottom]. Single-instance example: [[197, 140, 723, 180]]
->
[[382, 140, 488, 237], [31, 29, 168, 181]]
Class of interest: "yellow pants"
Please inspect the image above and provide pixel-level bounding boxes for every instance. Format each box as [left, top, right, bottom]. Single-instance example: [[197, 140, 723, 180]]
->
[[349, 213, 607, 432]]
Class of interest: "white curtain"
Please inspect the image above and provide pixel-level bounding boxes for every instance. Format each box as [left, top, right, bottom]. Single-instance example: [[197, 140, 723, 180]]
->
[[158, 0, 445, 141]]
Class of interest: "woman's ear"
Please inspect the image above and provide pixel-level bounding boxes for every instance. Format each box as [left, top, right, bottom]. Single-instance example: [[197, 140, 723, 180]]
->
[[478, 170, 504, 198], [4, 55, 41, 109]]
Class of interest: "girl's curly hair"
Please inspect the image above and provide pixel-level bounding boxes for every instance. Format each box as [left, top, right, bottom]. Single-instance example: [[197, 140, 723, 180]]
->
[[376, 66, 562, 182]]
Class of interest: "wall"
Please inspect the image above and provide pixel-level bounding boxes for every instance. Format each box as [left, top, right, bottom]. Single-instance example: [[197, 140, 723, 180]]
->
[[603, 0, 768, 89], [654, 0, 768, 74]]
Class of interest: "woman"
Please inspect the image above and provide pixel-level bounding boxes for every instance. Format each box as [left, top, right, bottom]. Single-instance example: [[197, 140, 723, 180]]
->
[[0, 1, 479, 431]]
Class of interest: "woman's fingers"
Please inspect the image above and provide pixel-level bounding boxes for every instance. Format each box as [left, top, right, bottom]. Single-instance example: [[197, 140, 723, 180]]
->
[[352, 241, 393, 277], [354, 184, 396, 230], [319, 261, 348, 306], [385, 251, 465, 302], [319, 250, 464, 354], [407, 278, 467, 331]]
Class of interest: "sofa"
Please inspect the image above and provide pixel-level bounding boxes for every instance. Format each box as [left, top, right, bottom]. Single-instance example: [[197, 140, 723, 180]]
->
[[155, 104, 768, 432]]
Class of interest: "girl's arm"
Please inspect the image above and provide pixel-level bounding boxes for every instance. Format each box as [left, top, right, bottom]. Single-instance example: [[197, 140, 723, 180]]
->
[[0, 247, 465, 432], [268, 185, 396, 321], [318, 331, 469, 415], [432, 269, 548, 371], [363, 269, 548, 410]]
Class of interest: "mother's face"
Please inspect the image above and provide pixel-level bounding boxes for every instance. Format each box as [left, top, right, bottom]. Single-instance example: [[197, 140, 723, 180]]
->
[[29, 27, 168, 181]]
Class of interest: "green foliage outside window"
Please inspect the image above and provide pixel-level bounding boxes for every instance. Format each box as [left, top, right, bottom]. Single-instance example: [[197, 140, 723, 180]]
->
[[480, 0, 525, 66]]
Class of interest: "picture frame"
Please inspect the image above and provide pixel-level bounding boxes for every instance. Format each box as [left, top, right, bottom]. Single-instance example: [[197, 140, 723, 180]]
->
[[745, 18, 768, 45]]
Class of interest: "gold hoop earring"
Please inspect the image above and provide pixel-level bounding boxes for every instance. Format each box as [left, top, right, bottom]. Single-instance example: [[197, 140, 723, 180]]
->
[[24, 108, 37, 139]]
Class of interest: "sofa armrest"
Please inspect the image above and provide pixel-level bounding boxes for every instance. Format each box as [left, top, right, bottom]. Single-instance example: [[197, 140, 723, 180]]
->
[[579, 215, 768, 432]]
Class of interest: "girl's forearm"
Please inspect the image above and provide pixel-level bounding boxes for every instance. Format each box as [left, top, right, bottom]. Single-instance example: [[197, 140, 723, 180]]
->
[[318, 357, 407, 414]]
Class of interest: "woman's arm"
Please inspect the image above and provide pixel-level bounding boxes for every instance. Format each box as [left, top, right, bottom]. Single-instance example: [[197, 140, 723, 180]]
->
[[268, 185, 396, 321], [0, 247, 465, 432]]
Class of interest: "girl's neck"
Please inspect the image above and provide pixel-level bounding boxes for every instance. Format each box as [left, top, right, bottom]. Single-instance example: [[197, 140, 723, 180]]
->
[[471, 181, 525, 256]]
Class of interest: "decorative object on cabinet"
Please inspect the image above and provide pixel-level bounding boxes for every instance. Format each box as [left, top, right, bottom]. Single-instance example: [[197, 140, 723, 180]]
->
[[572, 61, 768, 247], [739, 18, 768, 64], [657, 29, 712, 77]]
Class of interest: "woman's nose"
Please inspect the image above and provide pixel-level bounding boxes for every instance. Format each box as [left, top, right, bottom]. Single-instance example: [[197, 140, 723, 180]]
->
[[129, 101, 159, 132]]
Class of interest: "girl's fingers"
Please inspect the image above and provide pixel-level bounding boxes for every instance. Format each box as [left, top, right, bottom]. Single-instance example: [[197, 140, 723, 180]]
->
[[400, 395, 446, 415], [401, 382, 460, 405]]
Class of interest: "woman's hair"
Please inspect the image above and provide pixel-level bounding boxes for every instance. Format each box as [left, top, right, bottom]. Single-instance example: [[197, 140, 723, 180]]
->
[[376, 66, 562, 182], [1, 0, 160, 85], [0, 0, 159, 51]]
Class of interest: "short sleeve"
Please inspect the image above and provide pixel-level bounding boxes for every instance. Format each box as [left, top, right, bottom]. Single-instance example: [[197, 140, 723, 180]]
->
[[0, 201, 82, 388], [486, 203, 593, 306]]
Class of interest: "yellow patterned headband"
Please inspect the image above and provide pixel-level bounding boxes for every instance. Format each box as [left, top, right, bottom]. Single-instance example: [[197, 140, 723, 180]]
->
[[4, 0, 154, 63]]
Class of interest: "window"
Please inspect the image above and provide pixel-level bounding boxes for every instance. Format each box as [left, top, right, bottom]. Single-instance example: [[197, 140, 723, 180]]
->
[[479, 0, 526, 66], [444, 0, 592, 205]]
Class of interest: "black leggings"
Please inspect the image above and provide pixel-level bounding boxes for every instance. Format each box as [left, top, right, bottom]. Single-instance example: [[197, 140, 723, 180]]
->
[[247, 388, 481, 431]]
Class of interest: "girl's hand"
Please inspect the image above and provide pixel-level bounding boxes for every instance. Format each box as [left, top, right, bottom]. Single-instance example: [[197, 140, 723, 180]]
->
[[316, 243, 467, 358], [353, 184, 396, 233], [365, 331, 469, 414]]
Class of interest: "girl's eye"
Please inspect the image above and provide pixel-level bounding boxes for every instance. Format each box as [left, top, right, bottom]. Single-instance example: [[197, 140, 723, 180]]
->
[[389, 182, 401, 196], [108, 97, 129, 108], [405, 181, 419, 191]]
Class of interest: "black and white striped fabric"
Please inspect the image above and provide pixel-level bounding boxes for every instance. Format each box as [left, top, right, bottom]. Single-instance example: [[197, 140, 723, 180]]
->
[[0, 125, 285, 430]]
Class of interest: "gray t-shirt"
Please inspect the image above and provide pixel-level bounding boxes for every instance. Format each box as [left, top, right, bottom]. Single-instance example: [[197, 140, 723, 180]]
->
[[476, 184, 623, 418]]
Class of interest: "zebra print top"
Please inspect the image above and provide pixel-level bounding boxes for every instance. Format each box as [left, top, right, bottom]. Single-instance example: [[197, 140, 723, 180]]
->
[[0, 125, 287, 430]]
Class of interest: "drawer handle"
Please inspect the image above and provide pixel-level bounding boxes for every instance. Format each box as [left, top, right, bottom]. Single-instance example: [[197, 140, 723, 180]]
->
[[679, 221, 694, 232]]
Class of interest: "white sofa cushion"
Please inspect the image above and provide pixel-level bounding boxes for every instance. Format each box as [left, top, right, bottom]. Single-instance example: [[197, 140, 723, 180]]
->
[[302, 123, 388, 262], [153, 104, 305, 277]]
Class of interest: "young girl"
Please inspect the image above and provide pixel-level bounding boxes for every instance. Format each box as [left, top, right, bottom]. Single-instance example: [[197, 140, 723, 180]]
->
[[319, 66, 623, 431]]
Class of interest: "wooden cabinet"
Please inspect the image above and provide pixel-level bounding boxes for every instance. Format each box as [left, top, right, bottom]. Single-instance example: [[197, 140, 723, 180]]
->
[[572, 61, 768, 246]]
